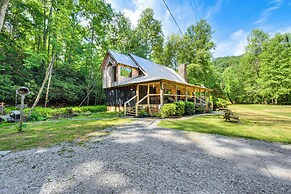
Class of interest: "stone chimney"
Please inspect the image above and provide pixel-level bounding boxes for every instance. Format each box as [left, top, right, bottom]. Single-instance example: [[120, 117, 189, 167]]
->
[[178, 64, 187, 82]]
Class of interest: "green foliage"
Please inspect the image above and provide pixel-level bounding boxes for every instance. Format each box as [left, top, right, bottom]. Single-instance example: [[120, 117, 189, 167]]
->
[[138, 110, 148, 117], [216, 98, 230, 109], [25, 105, 107, 120], [215, 29, 291, 105], [160, 104, 177, 118], [195, 106, 205, 113], [173, 101, 185, 116], [184, 102, 195, 115], [28, 111, 48, 121], [135, 8, 164, 61]]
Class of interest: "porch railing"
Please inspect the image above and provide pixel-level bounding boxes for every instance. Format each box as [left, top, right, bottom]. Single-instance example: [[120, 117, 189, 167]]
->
[[135, 94, 160, 116]]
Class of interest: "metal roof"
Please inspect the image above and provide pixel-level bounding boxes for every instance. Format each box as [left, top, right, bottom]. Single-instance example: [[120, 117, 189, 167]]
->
[[108, 50, 138, 68], [129, 54, 187, 84], [105, 50, 210, 90]]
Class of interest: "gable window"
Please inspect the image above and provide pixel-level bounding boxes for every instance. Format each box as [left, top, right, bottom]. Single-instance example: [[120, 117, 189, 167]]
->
[[113, 66, 117, 82], [120, 66, 132, 77]]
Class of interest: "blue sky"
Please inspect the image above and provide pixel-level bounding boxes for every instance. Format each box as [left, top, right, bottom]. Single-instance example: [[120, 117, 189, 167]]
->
[[105, 0, 291, 57]]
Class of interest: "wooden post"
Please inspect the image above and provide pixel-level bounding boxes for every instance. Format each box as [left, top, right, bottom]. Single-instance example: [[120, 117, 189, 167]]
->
[[185, 86, 188, 102], [199, 89, 201, 103], [147, 84, 150, 105], [194, 89, 196, 105], [136, 84, 140, 116], [160, 81, 164, 106], [175, 84, 177, 102]]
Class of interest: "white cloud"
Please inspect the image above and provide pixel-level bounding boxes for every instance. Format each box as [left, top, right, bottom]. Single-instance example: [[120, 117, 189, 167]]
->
[[254, 0, 282, 25], [205, 0, 223, 20], [105, 0, 176, 35], [276, 26, 291, 34], [214, 29, 248, 57]]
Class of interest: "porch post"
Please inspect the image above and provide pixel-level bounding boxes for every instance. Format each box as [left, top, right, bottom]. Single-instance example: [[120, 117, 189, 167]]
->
[[160, 81, 164, 106], [136, 84, 140, 102], [199, 89, 201, 103], [147, 84, 150, 105], [194, 88, 196, 105], [136, 84, 140, 116], [175, 84, 177, 102], [204, 90, 207, 110], [185, 86, 188, 102]]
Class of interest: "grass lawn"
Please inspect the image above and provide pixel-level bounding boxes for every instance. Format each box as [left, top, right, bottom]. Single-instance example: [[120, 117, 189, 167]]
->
[[0, 113, 132, 151], [159, 105, 291, 144]]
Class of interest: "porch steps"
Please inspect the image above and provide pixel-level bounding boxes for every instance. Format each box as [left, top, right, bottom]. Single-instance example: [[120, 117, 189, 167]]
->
[[126, 106, 144, 116], [195, 103, 211, 113]]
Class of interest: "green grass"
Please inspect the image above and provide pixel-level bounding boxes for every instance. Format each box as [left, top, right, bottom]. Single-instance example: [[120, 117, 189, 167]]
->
[[159, 105, 291, 144], [0, 116, 132, 151]]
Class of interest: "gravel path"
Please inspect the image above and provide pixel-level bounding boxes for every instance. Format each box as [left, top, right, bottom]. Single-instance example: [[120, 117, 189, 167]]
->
[[1, 119, 291, 194]]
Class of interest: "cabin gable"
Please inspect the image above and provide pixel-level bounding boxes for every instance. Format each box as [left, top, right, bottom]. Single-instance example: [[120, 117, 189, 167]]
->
[[102, 53, 140, 89]]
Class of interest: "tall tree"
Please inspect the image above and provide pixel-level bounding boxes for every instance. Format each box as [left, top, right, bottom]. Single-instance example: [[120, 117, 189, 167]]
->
[[181, 19, 215, 86], [162, 33, 182, 70], [0, 0, 10, 32], [259, 33, 291, 104], [135, 8, 164, 62]]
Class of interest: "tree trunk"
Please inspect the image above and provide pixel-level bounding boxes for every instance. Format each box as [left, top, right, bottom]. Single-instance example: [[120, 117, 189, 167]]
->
[[226, 93, 234, 104], [44, 65, 53, 107], [30, 54, 55, 112], [0, 0, 10, 32]]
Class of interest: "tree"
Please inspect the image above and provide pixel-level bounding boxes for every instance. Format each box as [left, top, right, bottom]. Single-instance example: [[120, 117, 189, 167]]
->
[[135, 8, 164, 62], [259, 33, 291, 104], [0, 0, 10, 32], [162, 34, 183, 70], [181, 19, 215, 86]]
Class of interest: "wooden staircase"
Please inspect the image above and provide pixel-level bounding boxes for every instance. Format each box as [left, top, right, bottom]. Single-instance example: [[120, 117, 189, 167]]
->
[[126, 105, 144, 116]]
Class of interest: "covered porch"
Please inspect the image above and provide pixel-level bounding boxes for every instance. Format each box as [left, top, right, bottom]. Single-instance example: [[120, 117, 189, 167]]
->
[[124, 79, 212, 116]]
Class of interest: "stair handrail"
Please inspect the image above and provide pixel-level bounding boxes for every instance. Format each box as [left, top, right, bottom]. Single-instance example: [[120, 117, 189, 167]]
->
[[124, 94, 138, 115]]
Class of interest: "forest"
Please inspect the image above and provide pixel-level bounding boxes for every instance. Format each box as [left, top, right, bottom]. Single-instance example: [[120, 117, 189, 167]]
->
[[0, 0, 291, 107]]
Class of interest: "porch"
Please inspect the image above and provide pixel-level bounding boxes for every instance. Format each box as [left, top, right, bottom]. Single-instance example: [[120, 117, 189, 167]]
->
[[123, 80, 212, 116]]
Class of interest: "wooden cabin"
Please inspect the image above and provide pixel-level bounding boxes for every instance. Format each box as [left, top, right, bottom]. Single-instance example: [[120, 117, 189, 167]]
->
[[102, 50, 212, 116]]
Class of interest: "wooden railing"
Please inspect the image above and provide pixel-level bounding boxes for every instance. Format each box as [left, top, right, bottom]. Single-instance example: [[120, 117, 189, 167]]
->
[[124, 94, 137, 115], [135, 94, 160, 116]]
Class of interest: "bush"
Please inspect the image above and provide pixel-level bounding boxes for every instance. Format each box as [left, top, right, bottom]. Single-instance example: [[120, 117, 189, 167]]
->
[[23, 105, 107, 120], [138, 110, 148, 117], [216, 98, 230, 109], [174, 101, 185, 116], [195, 106, 205, 113], [160, 104, 177, 118], [184, 102, 195, 115], [72, 105, 107, 113], [28, 112, 47, 121]]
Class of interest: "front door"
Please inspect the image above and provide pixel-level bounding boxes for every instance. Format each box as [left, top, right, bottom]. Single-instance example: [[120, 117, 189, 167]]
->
[[139, 85, 147, 104]]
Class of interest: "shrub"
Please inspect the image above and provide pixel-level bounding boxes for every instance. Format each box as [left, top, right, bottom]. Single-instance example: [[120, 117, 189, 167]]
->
[[72, 105, 107, 113], [216, 98, 230, 109], [195, 106, 205, 113], [28, 111, 47, 121], [138, 110, 148, 117], [174, 101, 185, 116], [160, 104, 177, 118], [184, 102, 195, 115]]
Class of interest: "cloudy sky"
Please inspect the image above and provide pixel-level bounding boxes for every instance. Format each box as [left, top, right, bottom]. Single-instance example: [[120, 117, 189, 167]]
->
[[105, 0, 291, 58]]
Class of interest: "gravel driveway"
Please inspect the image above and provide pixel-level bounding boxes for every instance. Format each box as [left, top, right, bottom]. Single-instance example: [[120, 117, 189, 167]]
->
[[1, 119, 291, 194]]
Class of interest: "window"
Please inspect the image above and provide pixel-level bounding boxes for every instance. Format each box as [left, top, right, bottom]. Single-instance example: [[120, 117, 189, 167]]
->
[[120, 66, 132, 77], [113, 66, 117, 82]]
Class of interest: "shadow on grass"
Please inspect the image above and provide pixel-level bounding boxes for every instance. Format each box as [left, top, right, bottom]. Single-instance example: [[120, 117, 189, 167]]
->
[[159, 115, 291, 144]]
